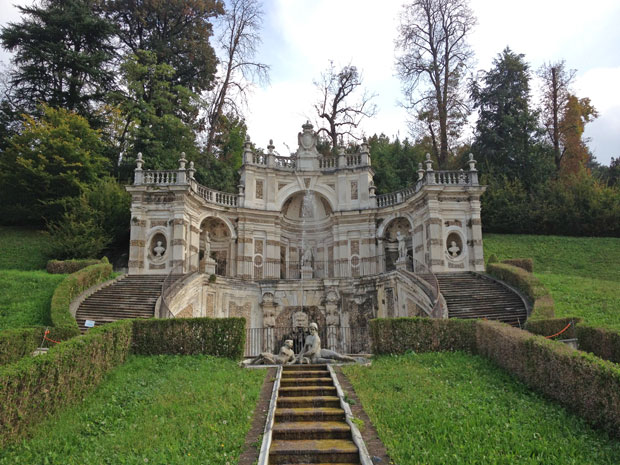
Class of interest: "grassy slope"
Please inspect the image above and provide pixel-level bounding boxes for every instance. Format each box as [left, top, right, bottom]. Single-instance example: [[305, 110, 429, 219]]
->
[[483, 234, 620, 330], [0, 355, 265, 465], [344, 352, 620, 465], [0, 227, 64, 329]]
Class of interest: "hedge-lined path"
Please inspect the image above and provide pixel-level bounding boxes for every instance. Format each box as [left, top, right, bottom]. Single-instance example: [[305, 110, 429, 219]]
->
[[437, 272, 527, 326], [75, 275, 166, 332], [269, 364, 362, 464]]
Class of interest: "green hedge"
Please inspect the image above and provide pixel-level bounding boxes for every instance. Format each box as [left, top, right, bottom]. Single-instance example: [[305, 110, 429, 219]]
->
[[131, 317, 246, 360], [501, 258, 533, 273], [0, 327, 80, 366], [475, 320, 620, 438], [0, 320, 132, 447], [50, 262, 114, 330], [370, 318, 477, 355], [46, 258, 102, 274], [524, 317, 582, 340], [577, 324, 620, 364], [486, 262, 554, 319]]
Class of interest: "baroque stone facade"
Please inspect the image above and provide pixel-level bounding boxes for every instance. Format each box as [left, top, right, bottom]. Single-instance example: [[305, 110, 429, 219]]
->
[[127, 122, 486, 339]]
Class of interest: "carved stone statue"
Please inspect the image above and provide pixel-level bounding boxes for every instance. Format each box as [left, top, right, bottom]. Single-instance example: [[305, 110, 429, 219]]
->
[[250, 339, 295, 365], [448, 240, 461, 257], [396, 231, 407, 259], [203, 232, 211, 259], [301, 247, 312, 267], [153, 241, 166, 257], [296, 322, 356, 364]]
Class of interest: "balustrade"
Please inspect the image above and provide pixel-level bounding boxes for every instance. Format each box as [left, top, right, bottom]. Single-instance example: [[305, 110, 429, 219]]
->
[[143, 170, 178, 185], [346, 154, 362, 166], [274, 156, 296, 169], [195, 184, 238, 207], [319, 157, 338, 169], [433, 170, 470, 185]]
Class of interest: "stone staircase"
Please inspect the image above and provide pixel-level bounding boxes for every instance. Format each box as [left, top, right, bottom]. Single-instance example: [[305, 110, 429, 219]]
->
[[269, 364, 361, 464], [436, 272, 528, 327], [75, 274, 167, 332]]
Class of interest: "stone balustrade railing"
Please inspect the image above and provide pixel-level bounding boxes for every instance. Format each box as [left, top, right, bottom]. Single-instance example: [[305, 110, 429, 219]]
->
[[376, 183, 422, 208], [346, 154, 362, 167], [195, 184, 238, 207], [432, 170, 470, 185], [319, 156, 337, 169], [143, 170, 178, 185], [275, 155, 295, 170]]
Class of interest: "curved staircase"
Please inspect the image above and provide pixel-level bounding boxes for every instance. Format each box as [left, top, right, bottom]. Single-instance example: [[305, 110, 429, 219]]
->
[[436, 272, 528, 327], [75, 275, 167, 332]]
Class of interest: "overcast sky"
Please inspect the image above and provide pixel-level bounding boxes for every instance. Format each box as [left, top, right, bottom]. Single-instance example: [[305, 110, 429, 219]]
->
[[2, 0, 619, 165]]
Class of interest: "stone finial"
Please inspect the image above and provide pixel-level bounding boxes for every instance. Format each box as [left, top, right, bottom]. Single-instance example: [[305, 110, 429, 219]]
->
[[178, 152, 187, 170], [425, 153, 434, 171], [302, 120, 313, 130], [468, 153, 477, 171], [417, 162, 425, 180], [188, 161, 195, 179], [136, 152, 143, 170], [267, 139, 275, 154]]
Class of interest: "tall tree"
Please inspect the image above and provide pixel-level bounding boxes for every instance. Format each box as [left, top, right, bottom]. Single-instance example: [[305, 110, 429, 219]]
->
[[470, 48, 551, 185], [559, 94, 598, 175], [396, 0, 476, 167], [100, 0, 224, 95], [0, 0, 116, 125], [204, 0, 269, 157], [538, 61, 576, 170], [313, 62, 377, 151]]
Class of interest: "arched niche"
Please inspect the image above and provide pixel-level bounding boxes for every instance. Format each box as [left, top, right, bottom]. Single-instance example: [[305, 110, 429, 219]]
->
[[381, 217, 413, 271], [199, 216, 235, 276]]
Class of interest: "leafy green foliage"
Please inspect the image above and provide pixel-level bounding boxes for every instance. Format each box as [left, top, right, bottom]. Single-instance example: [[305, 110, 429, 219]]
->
[[368, 134, 425, 194], [344, 351, 620, 464], [0, 271, 65, 329], [116, 51, 200, 179], [0, 106, 109, 227], [132, 318, 246, 360], [46, 259, 103, 274], [0, 326, 80, 366], [0, 320, 133, 447], [525, 317, 581, 340], [484, 234, 620, 329], [0, 0, 116, 125], [577, 324, 620, 364], [0, 354, 264, 464]]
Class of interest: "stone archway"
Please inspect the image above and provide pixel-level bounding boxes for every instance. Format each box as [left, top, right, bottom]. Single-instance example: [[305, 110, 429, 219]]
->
[[199, 216, 234, 275], [382, 217, 413, 271]]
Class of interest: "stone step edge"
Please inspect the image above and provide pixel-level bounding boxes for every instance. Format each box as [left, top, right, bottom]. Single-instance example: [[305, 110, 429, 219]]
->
[[70, 273, 127, 318], [327, 364, 373, 465], [256, 364, 283, 465]]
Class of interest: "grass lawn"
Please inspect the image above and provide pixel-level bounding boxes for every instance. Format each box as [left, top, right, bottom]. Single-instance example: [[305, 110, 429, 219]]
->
[[0, 355, 265, 465], [344, 352, 620, 465], [0, 226, 50, 271], [483, 234, 620, 330], [0, 270, 65, 329]]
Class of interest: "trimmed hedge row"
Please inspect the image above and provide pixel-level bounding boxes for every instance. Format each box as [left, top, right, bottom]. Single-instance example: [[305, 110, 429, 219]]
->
[[486, 262, 554, 319], [476, 320, 620, 438], [576, 324, 620, 364], [524, 317, 582, 340], [46, 258, 102, 274], [132, 317, 246, 360], [370, 317, 477, 354], [501, 258, 533, 273], [0, 327, 80, 366], [0, 320, 133, 447], [50, 261, 114, 330], [370, 317, 620, 439]]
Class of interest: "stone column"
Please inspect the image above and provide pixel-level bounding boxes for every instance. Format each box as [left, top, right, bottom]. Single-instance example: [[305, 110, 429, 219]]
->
[[425, 196, 444, 272], [128, 216, 146, 274], [469, 197, 485, 271], [171, 217, 187, 272]]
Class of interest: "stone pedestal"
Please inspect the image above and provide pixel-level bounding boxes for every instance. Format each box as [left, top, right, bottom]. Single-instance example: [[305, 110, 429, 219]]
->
[[301, 265, 313, 280], [204, 257, 216, 275], [395, 257, 407, 271]]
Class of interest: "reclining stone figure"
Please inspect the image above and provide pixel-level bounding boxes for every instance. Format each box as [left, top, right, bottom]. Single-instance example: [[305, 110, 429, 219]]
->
[[296, 322, 356, 364], [249, 339, 296, 365]]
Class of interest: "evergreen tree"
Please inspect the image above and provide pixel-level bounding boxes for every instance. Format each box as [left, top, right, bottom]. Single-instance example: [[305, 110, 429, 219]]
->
[[470, 48, 553, 186], [0, 0, 115, 125]]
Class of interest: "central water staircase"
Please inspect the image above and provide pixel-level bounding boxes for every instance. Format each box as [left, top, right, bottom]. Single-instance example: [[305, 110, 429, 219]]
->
[[75, 275, 167, 332], [269, 364, 362, 464], [436, 272, 528, 327]]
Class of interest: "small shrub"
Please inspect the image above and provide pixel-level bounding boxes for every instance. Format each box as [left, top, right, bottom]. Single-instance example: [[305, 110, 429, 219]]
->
[[0, 320, 133, 447], [524, 317, 581, 340], [577, 324, 620, 364], [50, 262, 114, 331], [501, 258, 533, 273], [487, 253, 498, 265], [131, 317, 246, 360], [46, 258, 102, 274], [370, 317, 477, 355]]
